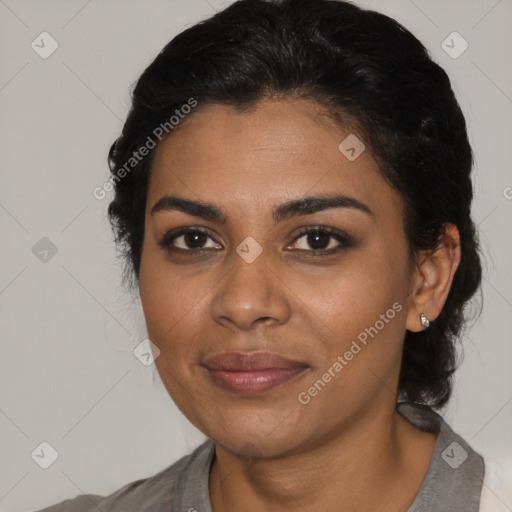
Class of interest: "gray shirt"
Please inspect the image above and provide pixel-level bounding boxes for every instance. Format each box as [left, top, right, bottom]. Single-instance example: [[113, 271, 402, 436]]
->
[[34, 402, 485, 511]]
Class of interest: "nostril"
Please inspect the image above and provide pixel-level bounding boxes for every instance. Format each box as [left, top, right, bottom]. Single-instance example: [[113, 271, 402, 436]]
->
[[256, 316, 274, 325]]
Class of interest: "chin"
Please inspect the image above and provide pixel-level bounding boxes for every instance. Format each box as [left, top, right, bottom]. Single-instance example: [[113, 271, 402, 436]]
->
[[215, 433, 297, 460], [202, 405, 305, 459]]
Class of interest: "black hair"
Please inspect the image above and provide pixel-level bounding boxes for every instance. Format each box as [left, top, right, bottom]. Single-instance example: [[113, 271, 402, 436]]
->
[[107, 0, 482, 409]]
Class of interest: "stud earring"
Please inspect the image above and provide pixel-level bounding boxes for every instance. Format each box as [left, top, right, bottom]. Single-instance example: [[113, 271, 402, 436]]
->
[[420, 313, 430, 329]]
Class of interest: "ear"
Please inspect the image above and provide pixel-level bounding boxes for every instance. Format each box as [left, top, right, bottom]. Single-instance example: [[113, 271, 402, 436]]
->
[[406, 223, 461, 333]]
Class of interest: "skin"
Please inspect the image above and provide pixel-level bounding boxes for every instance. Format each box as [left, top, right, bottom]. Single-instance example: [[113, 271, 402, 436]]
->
[[138, 98, 461, 512]]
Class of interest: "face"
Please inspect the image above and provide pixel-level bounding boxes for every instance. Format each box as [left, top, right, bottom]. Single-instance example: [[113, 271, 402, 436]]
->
[[139, 99, 416, 458]]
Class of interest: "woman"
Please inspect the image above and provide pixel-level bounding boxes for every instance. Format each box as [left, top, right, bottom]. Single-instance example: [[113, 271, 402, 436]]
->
[[37, 0, 490, 510]]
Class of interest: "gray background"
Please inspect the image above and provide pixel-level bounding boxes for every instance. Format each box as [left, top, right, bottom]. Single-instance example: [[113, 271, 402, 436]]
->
[[0, 0, 511, 510]]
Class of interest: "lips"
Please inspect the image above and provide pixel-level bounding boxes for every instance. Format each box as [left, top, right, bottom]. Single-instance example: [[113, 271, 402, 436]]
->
[[202, 351, 308, 395]]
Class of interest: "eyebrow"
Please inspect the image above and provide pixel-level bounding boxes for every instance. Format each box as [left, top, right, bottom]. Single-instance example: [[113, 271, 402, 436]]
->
[[150, 194, 374, 223]]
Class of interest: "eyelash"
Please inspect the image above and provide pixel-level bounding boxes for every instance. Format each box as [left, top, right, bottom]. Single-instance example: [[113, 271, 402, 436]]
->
[[158, 226, 354, 257]]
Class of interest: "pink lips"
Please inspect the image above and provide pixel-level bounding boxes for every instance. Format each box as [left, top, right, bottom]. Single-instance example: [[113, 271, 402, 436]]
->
[[202, 351, 308, 395]]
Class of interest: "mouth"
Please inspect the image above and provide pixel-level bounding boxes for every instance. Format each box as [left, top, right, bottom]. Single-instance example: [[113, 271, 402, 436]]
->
[[202, 351, 309, 395]]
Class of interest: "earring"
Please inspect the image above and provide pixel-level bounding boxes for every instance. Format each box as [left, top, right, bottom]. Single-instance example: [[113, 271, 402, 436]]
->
[[420, 313, 430, 329]]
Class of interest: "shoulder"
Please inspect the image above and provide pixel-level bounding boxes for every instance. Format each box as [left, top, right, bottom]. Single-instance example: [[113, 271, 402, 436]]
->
[[32, 494, 105, 512], [33, 440, 214, 512], [397, 401, 485, 511]]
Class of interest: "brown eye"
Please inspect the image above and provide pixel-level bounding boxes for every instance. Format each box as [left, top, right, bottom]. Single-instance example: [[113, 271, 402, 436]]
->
[[289, 227, 353, 255], [305, 231, 333, 250], [159, 228, 222, 252], [179, 232, 209, 249]]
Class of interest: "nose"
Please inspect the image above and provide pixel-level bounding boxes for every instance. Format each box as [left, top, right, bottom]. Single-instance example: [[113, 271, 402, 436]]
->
[[210, 249, 291, 332]]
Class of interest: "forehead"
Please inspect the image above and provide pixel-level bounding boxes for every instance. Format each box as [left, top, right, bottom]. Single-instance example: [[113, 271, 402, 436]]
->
[[147, 99, 399, 218]]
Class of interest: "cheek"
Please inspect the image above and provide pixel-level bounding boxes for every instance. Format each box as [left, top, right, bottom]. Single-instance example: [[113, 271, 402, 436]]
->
[[303, 253, 406, 336], [138, 249, 220, 376], [295, 252, 409, 399], [291, 268, 407, 412], [139, 248, 195, 348]]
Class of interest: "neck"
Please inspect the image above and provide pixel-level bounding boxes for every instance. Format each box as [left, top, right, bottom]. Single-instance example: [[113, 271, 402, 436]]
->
[[209, 404, 437, 512]]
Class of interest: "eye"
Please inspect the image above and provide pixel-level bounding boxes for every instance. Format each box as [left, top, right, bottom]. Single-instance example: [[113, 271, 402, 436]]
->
[[159, 226, 353, 257], [159, 227, 222, 252], [288, 227, 353, 255]]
